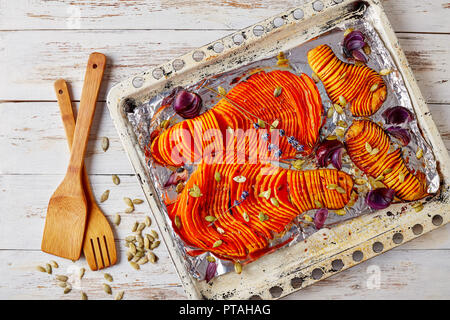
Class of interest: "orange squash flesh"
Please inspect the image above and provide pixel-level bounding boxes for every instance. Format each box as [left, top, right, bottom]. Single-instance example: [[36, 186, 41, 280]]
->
[[307, 44, 387, 117], [148, 70, 324, 167], [168, 163, 353, 260], [345, 119, 427, 201]]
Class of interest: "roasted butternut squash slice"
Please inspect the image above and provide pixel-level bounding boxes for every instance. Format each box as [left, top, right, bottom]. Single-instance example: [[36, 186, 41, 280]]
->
[[308, 44, 387, 117]]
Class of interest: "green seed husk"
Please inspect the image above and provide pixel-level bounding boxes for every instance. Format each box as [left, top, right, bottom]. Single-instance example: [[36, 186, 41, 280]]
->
[[130, 261, 140, 270], [114, 291, 124, 301], [213, 240, 223, 248], [36, 265, 46, 273], [123, 197, 133, 207], [104, 273, 113, 282], [270, 197, 279, 207], [174, 216, 181, 229], [242, 211, 250, 222], [150, 240, 160, 250], [214, 171, 221, 182], [205, 216, 216, 222], [274, 86, 282, 97], [100, 190, 110, 203], [81, 292, 88, 300], [55, 275, 68, 282], [79, 268, 85, 280], [50, 260, 59, 269], [114, 214, 121, 226], [64, 286, 72, 294], [103, 283, 112, 295], [145, 216, 152, 227], [234, 262, 242, 274], [102, 137, 109, 152], [133, 199, 144, 204], [112, 174, 120, 185]]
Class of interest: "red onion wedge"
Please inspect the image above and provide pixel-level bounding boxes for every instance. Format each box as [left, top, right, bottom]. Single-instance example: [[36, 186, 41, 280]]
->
[[366, 188, 395, 210], [314, 208, 329, 230], [316, 140, 345, 170], [205, 261, 217, 283], [382, 106, 414, 125], [386, 126, 411, 146], [173, 89, 203, 119]]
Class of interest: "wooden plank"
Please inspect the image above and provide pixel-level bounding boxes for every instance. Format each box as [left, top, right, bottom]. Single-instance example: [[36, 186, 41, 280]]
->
[[1, 102, 449, 175], [1, 248, 449, 299], [0, 31, 448, 103], [0, 0, 449, 33], [1, 173, 449, 251]]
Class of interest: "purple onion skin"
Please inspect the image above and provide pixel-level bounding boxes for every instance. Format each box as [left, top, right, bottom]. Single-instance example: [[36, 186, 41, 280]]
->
[[366, 188, 395, 210], [386, 126, 411, 146], [314, 208, 329, 230], [164, 169, 188, 188], [173, 90, 203, 119], [382, 106, 414, 125], [352, 49, 368, 63], [205, 262, 217, 283], [316, 140, 345, 169], [343, 31, 368, 62], [344, 31, 364, 48]]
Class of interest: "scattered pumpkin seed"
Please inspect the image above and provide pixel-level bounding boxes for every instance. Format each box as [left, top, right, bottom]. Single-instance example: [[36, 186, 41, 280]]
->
[[365, 142, 373, 153], [50, 260, 59, 269], [303, 214, 313, 222], [363, 44, 372, 55], [148, 252, 157, 264], [214, 171, 221, 182], [188, 184, 203, 197], [57, 281, 67, 288], [383, 168, 393, 175], [150, 240, 160, 250], [218, 86, 227, 96], [131, 221, 138, 232], [335, 128, 345, 137], [144, 237, 150, 250], [334, 103, 344, 114], [100, 190, 110, 203], [234, 262, 242, 274], [270, 120, 280, 132], [412, 202, 424, 212], [126, 251, 133, 261], [45, 263, 52, 274], [129, 242, 137, 255], [355, 178, 366, 185], [133, 199, 144, 204], [270, 197, 279, 207], [206, 256, 216, 263], [205, 215, 217, 222], [399, 172, 405, 183], [314, 200, 323, 208], [326, 135, 338, 141], [81, 291, 88, 300], [337, 120, 348, 128], [336, 186, 346, 194], [56, 275, 68, 282], [36, 265, 46, 273], [114, 291, 124, 301], [104, 273, 113, 282], [274, 86, 283, 97], [79, 268, 85, 280], [217, 227, 225, 234], [370, 83, 379, 92], [258, 189, 271, 200], [146, 234, 155, 242], [344, 28, 354, 36], [125, 207, 134, 214], [125, 235, 136, 242], [137, 222, 146, 232], [338, 96, 347, 106], [174, 216, 181, 229], [213, 240, 223, 248], [379, 68, 392, 76], [145, 216, 152, 227], [258, 212, 269, 222], [327, 184, 338, 190], [151, 230, 159, 239], [130, 261, 140, 270], [101, 137, 109, 152], [292, 159, 305, 170], [123, 197, 133, 207], [370, 148, 379, 155], [64, 286, 72, 294], [114, 214, 121, 226], [103, 283, 112, 295], [257, 118, 266, 128], [242, 211, 250, 222], [137, 257, 149, 265], [233, 176, 247, 183], [311, 72, 320, 83], [327, 106, 335, 118], [160, 120, 169, 129], [112, 174, 120, 185], [375, 175, 384, 182], [335, 209, 346, 216], [175, 182, 185, 193], [416, 148, 423, 159]]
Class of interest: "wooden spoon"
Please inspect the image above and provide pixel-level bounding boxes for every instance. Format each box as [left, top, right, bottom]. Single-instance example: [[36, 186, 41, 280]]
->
[[41, 53, 106, 260], [54, 79, 117, 269]]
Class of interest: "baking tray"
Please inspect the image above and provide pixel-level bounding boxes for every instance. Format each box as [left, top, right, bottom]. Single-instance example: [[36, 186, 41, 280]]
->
[[106, 0, 450, 300]]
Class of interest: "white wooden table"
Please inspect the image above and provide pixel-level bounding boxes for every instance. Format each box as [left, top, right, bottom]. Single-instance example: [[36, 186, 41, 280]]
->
[[1, 0, 449, 300]]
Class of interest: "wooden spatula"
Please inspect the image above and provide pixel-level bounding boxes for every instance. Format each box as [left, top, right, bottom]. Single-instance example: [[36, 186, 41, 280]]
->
[[54, 79, 117, 270], [41, 53, 106, 260]]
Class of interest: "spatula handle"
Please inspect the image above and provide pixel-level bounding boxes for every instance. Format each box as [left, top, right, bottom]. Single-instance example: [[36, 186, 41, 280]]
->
[[67, 53, 106, 176]]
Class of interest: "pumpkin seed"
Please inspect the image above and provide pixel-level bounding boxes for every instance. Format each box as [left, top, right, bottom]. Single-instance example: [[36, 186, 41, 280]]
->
[[416, 148, 423, 159], [114, 291, 124, 301], [336, 186, 346, 194], [335, 128, 345, 137], [270, 120, 280, 132], [375, 175, 384, 182], [274, 86, 282, 97], [133, 199, 144, 204], [338, 96, 347, 106], [137, 222, 146, 232], [36, 265, 46, 273], [212, 240, 223, 248], [355, 178, 366, 185], [334, 103, 344, 114], [399, 172, 405, 183], [218, 86, 227, 96], [412, 202, 423, 212], [379, 68, 392, 76], [160, 120, 169, 129], [64, 286, 72, 294], [217, 227, 225, 234], [214, 171, 221, 182], [338, 72, 347, 81], [234, 262, 242, 274], [337, 120, 348, 128], [344, 28, 354, 36], [257, 118, 266, 128], [233, 176, 246, 183], [370, 83, 379, 92], [188, 184, 203, 197], [174, 216, 181, 229], [355, 61, 364, 67], [311, 72, 320, 83], [145, 216, 152, 227], [327, 106, 335, 118], [327, 184, 338, 190], [370, 148, 379, 155], [123, 197, 133, 207], [326, 135, 338, 141], [258, 212, 269, 222], [125, 207, 134, 214], [45, 263, 52, 274], [131, 221, 138, 232], [205, 215, 217, 222], [126, 251, 133, 261], [270, 197, 279, 207], [102, 137, 109, 152], [114, 214, 121, 226], [258, 189, 271, 200], [148, 252, 157, 264], [79, 268, 85, 280], [125, 235, 136, 242], [383, 168, 393, 175], [144, 236, 150, 250], [365, 142, 373, 153], [81, 291, 88, 300], [363, 44, 372, 55], [50, 260, 59, 269], [292, 159, 305, 170], [112, 174, 120, 185], [56, 275, 68, 282], [206, 256, 216, 263], [57, 281, 67, 288], [151, 240, 160, 250], [151, 230, 159, 239], [130, 261, 140, 270], [103, 283, 112, 295], [175, 182, 185, 193], [303, 214, 313, 222], [100, 190, 110, 203], [137, 257, 148, 265], [146, 234, 155, 242], [314, 200, 323, 208], [335, 209, 346, 216], [104, 273, 113, 282], [242, 211, 250, 222], [129, 242, 137, 255]]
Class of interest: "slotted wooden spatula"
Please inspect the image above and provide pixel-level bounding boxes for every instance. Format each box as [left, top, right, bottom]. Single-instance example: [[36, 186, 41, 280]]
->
[[54, 79, 117, 270], [41, 53, 106, 260]]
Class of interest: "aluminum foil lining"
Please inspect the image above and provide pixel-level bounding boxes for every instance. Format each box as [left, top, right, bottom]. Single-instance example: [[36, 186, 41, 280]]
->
[[127, 18, 440, 282]]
